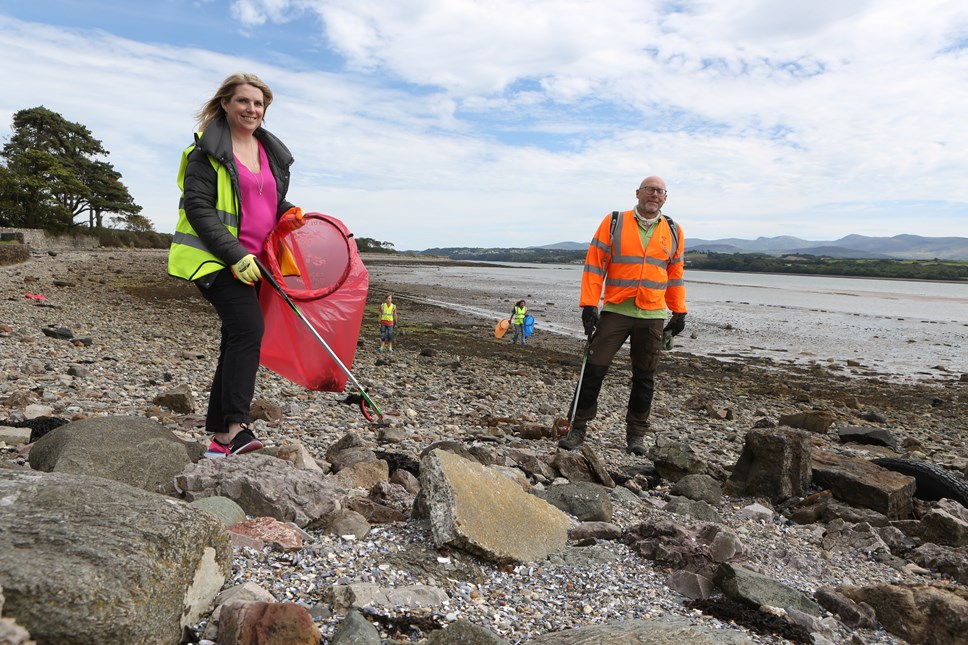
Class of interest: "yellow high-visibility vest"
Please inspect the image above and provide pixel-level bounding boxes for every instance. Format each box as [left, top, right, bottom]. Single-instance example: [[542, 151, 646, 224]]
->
[[167, 136, 239, 282], [380, 302, 396, 323]]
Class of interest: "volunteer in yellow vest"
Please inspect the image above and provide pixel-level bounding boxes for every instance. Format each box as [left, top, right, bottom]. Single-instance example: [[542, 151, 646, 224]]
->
[[379, 293, 398, 352], [167, 72, 303, 459], [509, 300, 528, 345], [559, 175, 687, 456]]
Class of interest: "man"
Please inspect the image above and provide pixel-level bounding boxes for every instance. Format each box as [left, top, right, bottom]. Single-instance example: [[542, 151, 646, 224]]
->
[[379, 293, 398, 352], [559, 176, 687, 456]]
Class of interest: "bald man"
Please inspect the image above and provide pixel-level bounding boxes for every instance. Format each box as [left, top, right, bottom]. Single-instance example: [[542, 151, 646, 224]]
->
[[560, 176, 687, 456]]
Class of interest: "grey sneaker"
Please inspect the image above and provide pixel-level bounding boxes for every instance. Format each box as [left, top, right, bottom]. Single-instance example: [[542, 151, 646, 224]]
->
[[626, 434, 648, 456], [558, 425, 586, 451]]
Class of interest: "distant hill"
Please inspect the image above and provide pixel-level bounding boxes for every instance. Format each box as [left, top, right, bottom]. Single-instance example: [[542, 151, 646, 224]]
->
[[417, 234, 968, 261], [685, 234, 968, 260], [416, 247, 585, 263], [530, 241, 586, 251]]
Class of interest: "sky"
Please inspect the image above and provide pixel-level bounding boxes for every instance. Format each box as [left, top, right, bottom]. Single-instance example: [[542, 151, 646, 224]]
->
[[2, 0, 967, 251]]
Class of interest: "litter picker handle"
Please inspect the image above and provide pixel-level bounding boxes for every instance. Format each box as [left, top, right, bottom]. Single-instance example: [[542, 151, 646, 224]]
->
[[567, 331, 594, 430]]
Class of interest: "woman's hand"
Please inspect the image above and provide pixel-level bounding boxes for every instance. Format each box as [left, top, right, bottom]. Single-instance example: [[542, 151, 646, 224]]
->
[[276, 207, 305, 235]]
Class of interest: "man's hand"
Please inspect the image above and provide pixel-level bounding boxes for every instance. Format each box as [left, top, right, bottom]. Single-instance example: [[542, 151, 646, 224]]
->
[[664, 312, 686, 337], [276, 206, 305, 235], [581, 306, 599, 336], [230, 253, 262, 285]]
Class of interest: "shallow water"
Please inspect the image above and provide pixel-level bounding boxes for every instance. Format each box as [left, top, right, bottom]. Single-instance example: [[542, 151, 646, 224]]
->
[[367, 262, 968, 383]]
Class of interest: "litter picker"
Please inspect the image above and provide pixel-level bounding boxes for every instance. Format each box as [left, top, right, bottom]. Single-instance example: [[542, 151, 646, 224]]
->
[[566, 330, 594, 433], [254, 257, 384, 422]]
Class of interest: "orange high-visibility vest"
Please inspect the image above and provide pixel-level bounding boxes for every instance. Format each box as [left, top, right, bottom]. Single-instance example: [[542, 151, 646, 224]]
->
[[580, 210, 686, 313]]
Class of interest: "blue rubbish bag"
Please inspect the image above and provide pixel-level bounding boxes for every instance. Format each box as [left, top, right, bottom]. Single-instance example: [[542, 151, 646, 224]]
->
[[523, 314, 535, 338]]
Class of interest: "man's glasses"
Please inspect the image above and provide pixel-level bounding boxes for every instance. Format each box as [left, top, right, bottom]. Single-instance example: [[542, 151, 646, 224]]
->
[[639, 186, 667, 196]]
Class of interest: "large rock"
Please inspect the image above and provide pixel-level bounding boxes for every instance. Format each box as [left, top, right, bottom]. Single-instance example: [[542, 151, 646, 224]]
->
[[810, 450, 915, 519], [626, 520, 741, 577], [332, 609, 381, 645], [218, 601, 320, 645], [418, 449, 570, 563], [670, 473, 723, 505], [725, 428, 811, 501], [778, 410, 835, 433], [175, 453, 346, 528], [26, 415, 192, 492], [838, 583, 968, 645], [921, 508, 968, 547], [0, 583, 34, 645], [908, 543, 968, 584], [813, 587, 877, 629], [665, 496, 722, 523], [526, 616, 755, 644], [532, 482, 613, 522], [648, 440, 707, 482], [330, 582, 449, 611], [713, 562, 822, 616], [425, 619, 508, 644], [0, 470, 231, 645], [331, 459, 389, 490]]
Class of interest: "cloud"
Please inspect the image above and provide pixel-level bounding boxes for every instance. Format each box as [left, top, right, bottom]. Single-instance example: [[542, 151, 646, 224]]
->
[[2, 1, 967, 251]]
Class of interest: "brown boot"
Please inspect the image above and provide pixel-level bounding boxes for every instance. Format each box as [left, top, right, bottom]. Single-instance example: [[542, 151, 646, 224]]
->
[[626, 433, 648, 456], [558, 425, 586, 451]]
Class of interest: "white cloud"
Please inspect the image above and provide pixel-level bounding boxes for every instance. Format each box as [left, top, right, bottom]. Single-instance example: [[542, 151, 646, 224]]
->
[[2, 1, 967, 250]]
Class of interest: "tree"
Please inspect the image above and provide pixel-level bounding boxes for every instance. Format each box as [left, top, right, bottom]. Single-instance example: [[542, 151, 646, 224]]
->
[[355, 237, 397, 253], [83, 160, 142, 228], [0, 106, 142, 231], [110, 212, 155, 233]]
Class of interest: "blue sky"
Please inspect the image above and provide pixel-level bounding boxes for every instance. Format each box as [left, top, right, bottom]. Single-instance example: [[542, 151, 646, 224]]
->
[[2, 0, 967, 250]]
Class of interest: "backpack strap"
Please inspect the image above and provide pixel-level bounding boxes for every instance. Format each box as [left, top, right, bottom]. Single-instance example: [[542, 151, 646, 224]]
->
[[604, 211, 621, 261], [663, 214, 680, 260]]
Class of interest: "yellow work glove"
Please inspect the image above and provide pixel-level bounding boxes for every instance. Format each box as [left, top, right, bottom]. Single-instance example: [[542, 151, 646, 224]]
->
[[230, 253, 262, 285]]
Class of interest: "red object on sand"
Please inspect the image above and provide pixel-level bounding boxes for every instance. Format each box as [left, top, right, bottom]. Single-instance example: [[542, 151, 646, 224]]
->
[[25, 293, 47, 301], [258, 212, 368, 392]]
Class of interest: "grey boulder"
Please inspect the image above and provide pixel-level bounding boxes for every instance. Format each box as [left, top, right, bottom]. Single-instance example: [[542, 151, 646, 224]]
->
[[0, 469, 231, 645]]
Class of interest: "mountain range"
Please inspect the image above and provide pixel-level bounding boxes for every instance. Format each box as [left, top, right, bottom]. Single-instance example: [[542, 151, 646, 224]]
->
[[533, 234, 968, 260]]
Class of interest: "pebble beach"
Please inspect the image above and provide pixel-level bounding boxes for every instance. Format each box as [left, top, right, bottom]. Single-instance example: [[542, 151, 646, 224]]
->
[[2, 247, 967, 644]]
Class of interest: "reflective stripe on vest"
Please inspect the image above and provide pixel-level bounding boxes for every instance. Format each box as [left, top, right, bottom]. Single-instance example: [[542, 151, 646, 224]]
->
[[167, 140, 240, 281], [580, 210, 686, 313]]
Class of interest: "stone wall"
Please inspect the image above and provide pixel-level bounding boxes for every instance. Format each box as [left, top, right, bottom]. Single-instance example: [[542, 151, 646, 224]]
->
[[0, 240, 30, 265], [0, 227, 100, 251]]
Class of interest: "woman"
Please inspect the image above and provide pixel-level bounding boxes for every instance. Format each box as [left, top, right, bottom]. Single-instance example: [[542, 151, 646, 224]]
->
[[379, 293, 398, 353], [168, 73, 302, 458], [510, 299, 528, 345]]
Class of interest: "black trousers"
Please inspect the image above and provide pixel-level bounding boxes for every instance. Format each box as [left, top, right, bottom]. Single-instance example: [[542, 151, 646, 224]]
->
[[197, 269, 264, 434], [573, 312, 664, 436]]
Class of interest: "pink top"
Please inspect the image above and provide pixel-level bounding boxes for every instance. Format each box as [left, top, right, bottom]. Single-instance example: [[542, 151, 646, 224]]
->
[[236, 143, 278, 258]]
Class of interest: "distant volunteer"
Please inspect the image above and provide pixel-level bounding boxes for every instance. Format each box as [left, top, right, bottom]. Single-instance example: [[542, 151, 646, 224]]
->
[[559, 175, 687, 456], [509, 300, 528, 345], [168, 72, 304, 458], [379, 293, 398, 352]]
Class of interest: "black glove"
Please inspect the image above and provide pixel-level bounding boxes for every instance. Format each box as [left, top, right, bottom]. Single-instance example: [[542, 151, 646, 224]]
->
[[581, 306, 599, 336], [664, 312, 686, 337]]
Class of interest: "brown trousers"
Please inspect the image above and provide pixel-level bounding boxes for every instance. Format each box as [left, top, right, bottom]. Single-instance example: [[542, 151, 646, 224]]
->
[[572, 312, 664, 437]]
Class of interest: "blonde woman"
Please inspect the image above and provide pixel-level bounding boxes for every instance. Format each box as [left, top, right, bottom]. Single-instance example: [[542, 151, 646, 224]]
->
[[168, 73, 303, 458]]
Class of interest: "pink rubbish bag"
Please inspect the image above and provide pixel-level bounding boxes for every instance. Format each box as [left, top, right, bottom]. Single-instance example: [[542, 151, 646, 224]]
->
[[258, 212, 369, 391]]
